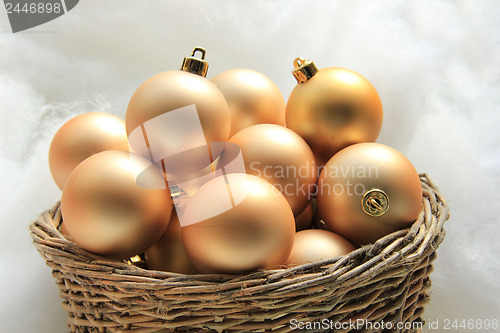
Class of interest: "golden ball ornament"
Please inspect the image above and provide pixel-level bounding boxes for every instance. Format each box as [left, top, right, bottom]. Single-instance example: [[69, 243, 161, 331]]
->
[[145, 211, 198, 274], [181, 173, 295, 274], [286, 229, 356, 266], [48, 112, 129, 190], [286, 58, 383, 165], [295, 202, 313, 231], [210, 68, 286, 136], [126, 48, 230, 173], [61, 150, 173, 259], [317, 143, 422, 246], [218, 124, 317, 216]]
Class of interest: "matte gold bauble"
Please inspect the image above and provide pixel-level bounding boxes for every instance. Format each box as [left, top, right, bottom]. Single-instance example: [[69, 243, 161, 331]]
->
[[210, 68, 286, 136], [181, 173, 295, 274], [145, 211, 198, 274], [286, 229, 356, 266], [295, 202, 313, 231], [286, 58, 383, 165], [317, 143, 422, 246], [126, 48, 230, 172], [61, 150, 173, 259], [218, 124, 317, 216], [48, 112, 129, 190]]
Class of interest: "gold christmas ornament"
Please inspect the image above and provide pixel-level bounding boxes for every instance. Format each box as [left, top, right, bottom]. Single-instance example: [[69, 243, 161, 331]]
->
[[218, 124, 317, 216], [317, 143, 422, 246], [125, 47, 230, 173], [286, 229, 356, 266], [286, 58, 383, 165], [145, 211, 198, 274], [61, 150, 173, 259], [48, 112, 129, 190], [181, 173, 295, 274], [295, 202, 313, 231], [210, 68, 286, 136]]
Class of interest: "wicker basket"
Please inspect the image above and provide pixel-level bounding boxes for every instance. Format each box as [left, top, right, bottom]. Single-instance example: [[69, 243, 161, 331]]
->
[[31, 174, 449, 333]]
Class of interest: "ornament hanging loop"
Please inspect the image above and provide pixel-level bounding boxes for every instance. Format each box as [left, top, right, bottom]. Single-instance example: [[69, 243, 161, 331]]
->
[[292, 57, 318, 83], [361, 189, 389, 217], [294, 57, 306, 68], [181, 46, 209, 77], [191, 47, 206, 60]]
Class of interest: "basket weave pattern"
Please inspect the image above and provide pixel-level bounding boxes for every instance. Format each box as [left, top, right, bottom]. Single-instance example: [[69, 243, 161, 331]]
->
[[31, 174, 449, 333]]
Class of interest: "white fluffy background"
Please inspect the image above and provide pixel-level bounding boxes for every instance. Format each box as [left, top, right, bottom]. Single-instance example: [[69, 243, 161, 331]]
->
[[1, 1, 499, 332]]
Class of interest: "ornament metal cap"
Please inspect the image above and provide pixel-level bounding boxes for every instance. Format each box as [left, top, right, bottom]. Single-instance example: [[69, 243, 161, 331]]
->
[[292, 57, 319, 83], [181, 47, 209, 77], [169, 183, 188, 206], [361, 189, 389, 217]]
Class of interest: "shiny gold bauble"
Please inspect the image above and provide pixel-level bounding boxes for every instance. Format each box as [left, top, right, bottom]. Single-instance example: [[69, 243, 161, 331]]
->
[[125, 70, 230, 170], [286, 229, 356, 266], [286, 64, 383, 165], [181, 173, 295, 274], [218, 124, 317, 216], [61, 150, 173, 259], [210, 68, 286, 136], [317, 143, 422, 246], [48, 112, 129, 190], [145, 211, 198, 274], [295, 202, 313, 231]]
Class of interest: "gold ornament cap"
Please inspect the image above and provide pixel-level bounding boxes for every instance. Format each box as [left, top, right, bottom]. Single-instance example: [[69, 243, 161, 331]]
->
[[181, 47, 209, 77], [361, 189, 389, 217], [292, 57, 319, 83]]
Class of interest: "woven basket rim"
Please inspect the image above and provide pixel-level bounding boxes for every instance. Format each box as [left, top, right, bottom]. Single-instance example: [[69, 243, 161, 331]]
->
[[30, 173, 449, 285]]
